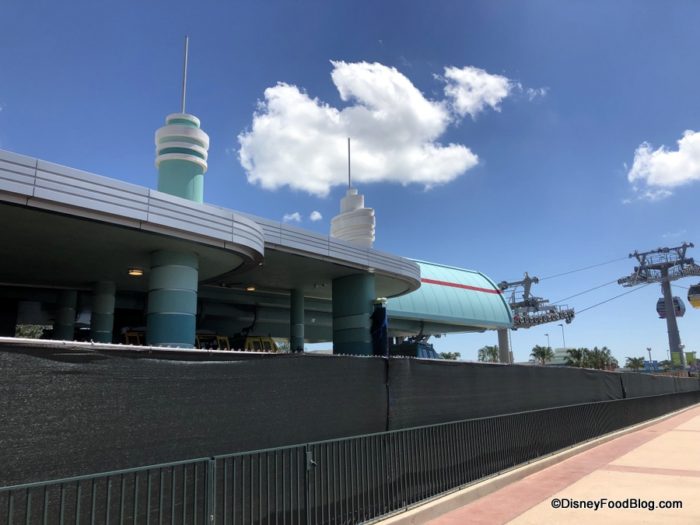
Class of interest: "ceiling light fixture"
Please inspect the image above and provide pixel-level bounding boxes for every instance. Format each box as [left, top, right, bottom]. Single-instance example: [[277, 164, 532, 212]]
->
[[245, 286, 256, 292], [128, 267, 144, 277]]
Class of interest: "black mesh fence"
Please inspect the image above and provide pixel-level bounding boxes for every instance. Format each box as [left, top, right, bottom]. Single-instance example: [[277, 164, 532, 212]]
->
[[0, 347, 387, 487], [2, 391, 699, 524], [1, 343, 699, 491], [386, 359, 625, 429]]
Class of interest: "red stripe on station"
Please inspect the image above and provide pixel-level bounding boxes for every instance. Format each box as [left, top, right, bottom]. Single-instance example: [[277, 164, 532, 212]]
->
[[420, 278, 501, 295], [421, 278, 502, 294]]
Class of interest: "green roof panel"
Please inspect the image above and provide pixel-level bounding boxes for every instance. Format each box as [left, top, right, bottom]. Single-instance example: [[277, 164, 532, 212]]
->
[[387, 260, 513, 330]]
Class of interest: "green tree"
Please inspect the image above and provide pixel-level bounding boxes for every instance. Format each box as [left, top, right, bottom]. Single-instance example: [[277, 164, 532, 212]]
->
[[530, 345, 554, 365], [565, 348, 585, 367], [625, 356, 645, 372], [440, 351, 461, 361], [582, 346, 618, 370], [477, 345, 499, 363], [15, 324, 46, 339]]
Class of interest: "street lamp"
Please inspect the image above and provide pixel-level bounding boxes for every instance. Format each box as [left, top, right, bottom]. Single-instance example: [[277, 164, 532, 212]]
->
[[558, 323, 566, 349], [545, 333, 550, 348]]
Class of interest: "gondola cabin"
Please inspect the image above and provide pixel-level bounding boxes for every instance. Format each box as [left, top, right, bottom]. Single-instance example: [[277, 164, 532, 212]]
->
[[656, 297, 686, 319], [688, 284, 700, 308]]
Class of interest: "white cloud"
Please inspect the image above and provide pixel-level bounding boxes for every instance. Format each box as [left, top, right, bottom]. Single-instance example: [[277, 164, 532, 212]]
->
[[524, 86, 548, 101], [309, 210, 323, 221], [662, 229, 686, 239], [627, 130, 700, 200], [441, 66, 512, 118], [282, 212, 302, 223], [238, 61, 479, 197]]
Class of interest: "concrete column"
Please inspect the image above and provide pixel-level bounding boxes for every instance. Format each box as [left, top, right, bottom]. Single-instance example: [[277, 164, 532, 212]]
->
[[290, 289, 305, 352], [332, 273, 375, 356], [90, 282, 115, 343], [0, 298, 18, 336], [54, 290, 78, 341], [146, 250, 198, 347], [497, 328, 511, 364]]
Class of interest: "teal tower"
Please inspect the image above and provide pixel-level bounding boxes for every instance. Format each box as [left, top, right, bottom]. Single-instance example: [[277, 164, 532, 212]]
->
[[155, 112, 209, 202], [146, 37, 204, 347]]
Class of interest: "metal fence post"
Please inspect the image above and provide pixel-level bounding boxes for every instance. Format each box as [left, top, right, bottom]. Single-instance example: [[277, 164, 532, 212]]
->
[[207, 459, 216, 524], [305, 445, 316, 525]]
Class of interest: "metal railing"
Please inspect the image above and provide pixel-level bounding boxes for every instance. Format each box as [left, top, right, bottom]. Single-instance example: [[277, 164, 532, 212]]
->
[[0, 458, 213, 524], [2, 391, 699, 524]]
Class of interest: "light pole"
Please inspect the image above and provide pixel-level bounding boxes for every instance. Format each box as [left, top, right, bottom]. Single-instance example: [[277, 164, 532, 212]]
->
[[647, 347, 652, 362], [545, 333, 550, 349], [558, 323, 566, 349]]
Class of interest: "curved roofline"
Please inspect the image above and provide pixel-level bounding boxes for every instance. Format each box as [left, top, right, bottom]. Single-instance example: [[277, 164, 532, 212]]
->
[[0, 149, 265, 270], [0, 148, 420, 296], [389, 259, 513, 329], [409, 258, 483, 275]]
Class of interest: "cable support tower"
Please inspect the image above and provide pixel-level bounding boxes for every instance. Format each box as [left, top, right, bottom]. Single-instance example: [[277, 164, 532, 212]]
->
[[617, 242, 700, 369], [498, 273, 575, 330]]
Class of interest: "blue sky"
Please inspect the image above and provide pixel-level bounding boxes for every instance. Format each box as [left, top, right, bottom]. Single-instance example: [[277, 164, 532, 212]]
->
[[1, 1, 699, 363]]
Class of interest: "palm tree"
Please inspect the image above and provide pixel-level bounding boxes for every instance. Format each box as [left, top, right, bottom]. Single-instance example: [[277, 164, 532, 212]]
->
[[531, 345, 554, 365], [600, 347, 618, 370], [626, 356, 646, 372], [565, 348, 584, 367], [478, 345, 500, 363], [581, 346, 617, 370]]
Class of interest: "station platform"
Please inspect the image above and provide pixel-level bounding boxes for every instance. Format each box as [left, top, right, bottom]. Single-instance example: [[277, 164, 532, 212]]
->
[[381, 403, 700, 525]]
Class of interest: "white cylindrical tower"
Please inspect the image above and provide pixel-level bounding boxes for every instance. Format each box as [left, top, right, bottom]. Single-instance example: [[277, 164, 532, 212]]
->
[[155, 113, 209, 203], [330, 187, 375, 248]]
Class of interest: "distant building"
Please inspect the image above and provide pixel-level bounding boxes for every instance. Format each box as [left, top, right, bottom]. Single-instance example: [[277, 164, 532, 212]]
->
[[549, 348, 571, 366]]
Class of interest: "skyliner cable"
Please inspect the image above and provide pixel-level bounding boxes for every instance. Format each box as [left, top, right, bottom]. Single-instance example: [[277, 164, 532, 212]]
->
[[539, 256, 629, 281], [551, 279, 620, 305], [576, 283, 653, 315]]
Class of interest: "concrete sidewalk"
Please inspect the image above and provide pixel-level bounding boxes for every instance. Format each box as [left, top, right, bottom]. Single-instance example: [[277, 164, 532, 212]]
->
[[383, 404, 700, 525]]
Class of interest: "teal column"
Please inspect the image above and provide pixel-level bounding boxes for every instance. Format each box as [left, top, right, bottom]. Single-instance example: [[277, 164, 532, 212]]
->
[[146, 250, 198, 347], [290, 289, 305, 352], [332, 273, 376, 355], [54, 290, 77, 341], [90, 282, 115, 343]]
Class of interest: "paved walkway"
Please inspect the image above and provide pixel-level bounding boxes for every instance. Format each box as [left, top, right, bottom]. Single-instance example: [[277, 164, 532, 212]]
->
[[424, 404, 700, 525], [428, 407, 700, 525]]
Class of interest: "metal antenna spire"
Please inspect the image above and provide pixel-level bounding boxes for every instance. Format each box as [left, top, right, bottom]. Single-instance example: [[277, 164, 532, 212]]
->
[[347, 137, 352, 188], [181, 36, 190, 114]]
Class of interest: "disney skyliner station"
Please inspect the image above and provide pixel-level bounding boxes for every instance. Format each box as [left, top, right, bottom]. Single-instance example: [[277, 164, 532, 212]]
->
[[0, 38, 698, 370]]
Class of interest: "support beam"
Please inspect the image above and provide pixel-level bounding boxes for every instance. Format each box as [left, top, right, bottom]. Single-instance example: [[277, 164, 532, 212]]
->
[[90, 282, 115, 343], [146, 250, 198, 348], [332, 273, 375, 356], [660, 269, 687, 368], [497, 328, 511, 364], [290, 289, 305, 352], [54, 290, 77, 341]]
